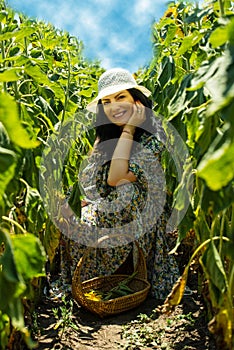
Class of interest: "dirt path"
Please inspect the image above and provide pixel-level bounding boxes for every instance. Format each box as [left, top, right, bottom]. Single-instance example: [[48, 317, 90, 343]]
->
[[32, 289, 216, 350], [27, 232, 217, 349]]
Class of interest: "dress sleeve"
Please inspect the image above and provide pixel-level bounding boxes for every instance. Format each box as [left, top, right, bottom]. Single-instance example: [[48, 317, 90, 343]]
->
[[129, 134, 164, 185], [78, 151, 102, 202], [78, 150, 117, 202], [128, 134, 167, 234]]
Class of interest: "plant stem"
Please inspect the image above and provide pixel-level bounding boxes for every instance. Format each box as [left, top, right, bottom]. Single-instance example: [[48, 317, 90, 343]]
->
[[231, 203, 234, 240], [218, 0, 225, 17], [188, 235, 230, 267], [61, 51, 71, 125], [2, 216, 27, 234], [0, 22, 7, 93], [228, 264, 234, 307], [219, 210, 227, 255]]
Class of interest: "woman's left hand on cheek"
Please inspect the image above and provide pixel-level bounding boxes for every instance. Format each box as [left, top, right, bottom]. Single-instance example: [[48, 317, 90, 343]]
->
[[128, 102, 146, 127]]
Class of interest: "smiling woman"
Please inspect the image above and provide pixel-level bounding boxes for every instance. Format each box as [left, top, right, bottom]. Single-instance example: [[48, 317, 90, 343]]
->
[[100, 89, 145, 186], [101, 91, 136, 125], [59, 68, 180, 301]]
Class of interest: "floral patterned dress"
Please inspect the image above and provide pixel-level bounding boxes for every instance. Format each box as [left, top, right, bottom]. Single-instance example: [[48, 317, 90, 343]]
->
[[59, 132, 180, 300]]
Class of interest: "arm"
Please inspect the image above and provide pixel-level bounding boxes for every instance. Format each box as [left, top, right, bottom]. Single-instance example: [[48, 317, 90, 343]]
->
[[107, 102, 146, 187]]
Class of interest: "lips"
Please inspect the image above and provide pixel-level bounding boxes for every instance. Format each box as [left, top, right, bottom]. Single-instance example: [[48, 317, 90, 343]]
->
[[113, 111, 126, 118]]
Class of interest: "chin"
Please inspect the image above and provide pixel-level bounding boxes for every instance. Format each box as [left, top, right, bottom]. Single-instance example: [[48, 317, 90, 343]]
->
[[115, 122, 126, 127], [115, 118, 130, 127], [111, 119, 124, 126]]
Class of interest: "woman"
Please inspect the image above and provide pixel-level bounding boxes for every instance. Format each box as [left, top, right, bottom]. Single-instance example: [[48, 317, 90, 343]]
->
[[59, 68, 180, 300]]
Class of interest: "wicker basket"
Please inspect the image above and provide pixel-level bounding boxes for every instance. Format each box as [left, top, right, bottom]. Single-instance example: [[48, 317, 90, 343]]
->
[[72, 242, 151, 317]]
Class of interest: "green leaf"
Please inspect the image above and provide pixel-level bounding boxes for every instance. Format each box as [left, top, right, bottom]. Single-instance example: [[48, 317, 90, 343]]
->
[[197, 139, 234, 190], [0, 228, 45, 331], [194, 111, 219, 159], [0, 26, 36, 42], [176, 31, 203, 56], [201, 241, 228, 294], [168, 74, 194, 118], [0, 68, 22, 82], [0, 93, 40, 148], [209, 18, 234, 48], [0, 147, 16, 201], [0, 228, 25, 328], [164, 24, 177, 46], [0, 273, 25, 329], [209, 26, 228, 48], [194, 209, 211, 241], [68, 181, 82, 217], [193, 47, 234, 117], [172, 204, 195, 253], [43, 222, 61, 264], [8, 298, 25, 329], [158, 56, 175, 88], [78, 88, 93, 97], [0, 229, 20, 284], [228, 18, 234, 45], [20, 178, 45, 232], [200, 183, 234, 214], [12, 234, 46, 280], [24, 61, 65, 101]]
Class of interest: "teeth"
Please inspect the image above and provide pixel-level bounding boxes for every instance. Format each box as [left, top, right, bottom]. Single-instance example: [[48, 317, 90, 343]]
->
[[114, 111, 124, 118]]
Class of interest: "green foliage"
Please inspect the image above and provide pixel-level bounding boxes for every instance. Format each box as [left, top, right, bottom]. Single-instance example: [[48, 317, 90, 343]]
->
[[0, 227, 46, 346], [197, 137, 234, 190], [0, 0, 103, 346], [52, 295, 79, 339], [1, 0, 234, 348], [0, 312, 10, 350], [139, 0, 234, 348], [0, 146, 16, 202]]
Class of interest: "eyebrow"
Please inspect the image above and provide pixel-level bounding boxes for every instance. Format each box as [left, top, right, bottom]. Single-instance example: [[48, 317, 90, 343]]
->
[[102, 91, 125, 102]]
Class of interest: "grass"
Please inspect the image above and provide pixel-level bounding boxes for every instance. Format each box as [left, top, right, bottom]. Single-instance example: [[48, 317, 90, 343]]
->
[[52, 295, 80, 339]]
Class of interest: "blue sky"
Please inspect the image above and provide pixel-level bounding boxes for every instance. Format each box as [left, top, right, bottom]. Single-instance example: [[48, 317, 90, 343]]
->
[[6, 0, 169, 72]]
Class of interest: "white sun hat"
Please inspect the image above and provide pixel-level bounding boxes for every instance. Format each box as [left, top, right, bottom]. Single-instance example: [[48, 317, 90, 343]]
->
[[86, 67, 152, 112]]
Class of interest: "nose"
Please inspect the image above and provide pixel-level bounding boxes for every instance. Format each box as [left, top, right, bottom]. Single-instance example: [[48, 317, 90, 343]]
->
[[108, 101, 122, 113]]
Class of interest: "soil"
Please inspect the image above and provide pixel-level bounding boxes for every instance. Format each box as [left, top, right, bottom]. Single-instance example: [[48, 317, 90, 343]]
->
[[24, 232, 217, 350], [30, 289, 216, 350]]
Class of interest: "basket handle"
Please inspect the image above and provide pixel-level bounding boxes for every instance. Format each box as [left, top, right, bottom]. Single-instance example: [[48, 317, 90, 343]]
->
[[72, 235, 148, 298]]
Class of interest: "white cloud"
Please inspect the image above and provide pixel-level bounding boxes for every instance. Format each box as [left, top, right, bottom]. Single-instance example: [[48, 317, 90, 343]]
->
[[109, 34, 134, 54], [99, 56, 113, 69], [133, 0, 152, 15], [91, 0, 114, 9], [131, 0, 167, 26], [7, 0, 168, 72], [76, 9, 103, 39]]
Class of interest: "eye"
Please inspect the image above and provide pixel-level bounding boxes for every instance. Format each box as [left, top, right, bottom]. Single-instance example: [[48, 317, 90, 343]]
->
[[118, 94, 125, 100], [102, 100, 110, 105]]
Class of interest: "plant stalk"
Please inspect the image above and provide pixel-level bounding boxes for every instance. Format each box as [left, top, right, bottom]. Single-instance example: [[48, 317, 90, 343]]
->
[[218, 0, 225, 17]]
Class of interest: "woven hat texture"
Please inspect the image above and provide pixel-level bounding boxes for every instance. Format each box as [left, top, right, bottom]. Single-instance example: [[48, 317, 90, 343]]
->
[[86, 68, 151, 112]]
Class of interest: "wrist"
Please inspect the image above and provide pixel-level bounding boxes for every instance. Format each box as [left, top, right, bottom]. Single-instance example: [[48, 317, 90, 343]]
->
[[122, 125, 135, 135], [121, 129, 134, 138]]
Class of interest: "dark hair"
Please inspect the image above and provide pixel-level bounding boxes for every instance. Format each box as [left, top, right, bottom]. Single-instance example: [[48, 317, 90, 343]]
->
[[95, 88, 156, 157]]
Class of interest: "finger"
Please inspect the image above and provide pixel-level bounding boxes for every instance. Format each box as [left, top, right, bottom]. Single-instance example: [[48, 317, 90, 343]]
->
[[135, 102, 146, 120], [135, 102, 144, 115]]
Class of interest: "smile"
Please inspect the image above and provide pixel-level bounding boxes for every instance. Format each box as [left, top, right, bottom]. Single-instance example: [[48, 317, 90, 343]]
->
[[113, 111, 126, 118]]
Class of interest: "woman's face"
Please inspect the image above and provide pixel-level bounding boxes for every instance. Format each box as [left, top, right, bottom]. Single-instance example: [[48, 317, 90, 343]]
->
[[101, 90, 135, 126]]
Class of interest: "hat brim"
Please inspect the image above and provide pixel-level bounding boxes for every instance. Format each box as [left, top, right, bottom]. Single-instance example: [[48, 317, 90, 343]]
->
[[86, 84, 152, 112]]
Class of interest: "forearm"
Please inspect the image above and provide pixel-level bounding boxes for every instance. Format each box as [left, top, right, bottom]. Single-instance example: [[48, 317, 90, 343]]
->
[[107, 127, 136, 186]]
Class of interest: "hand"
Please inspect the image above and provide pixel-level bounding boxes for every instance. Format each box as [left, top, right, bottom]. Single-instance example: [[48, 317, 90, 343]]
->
[[81, 199, 90, 207], [126, 101, 146, 128], [60, 201, 74, 218]]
